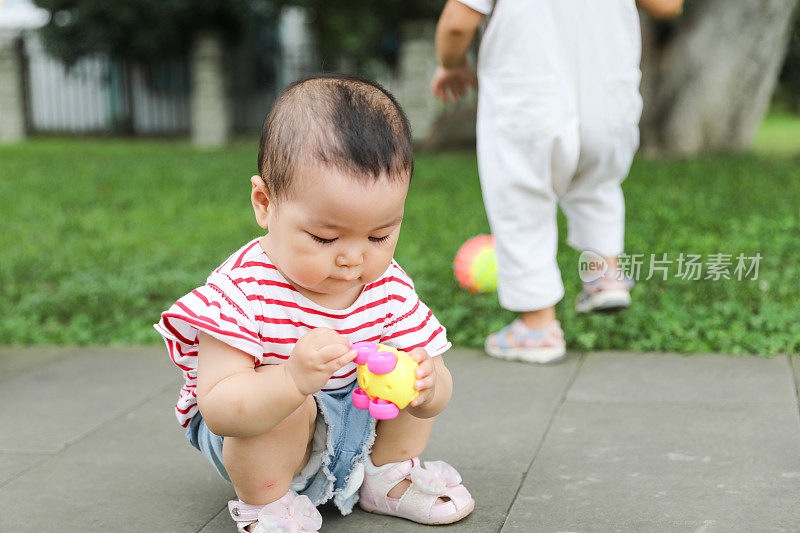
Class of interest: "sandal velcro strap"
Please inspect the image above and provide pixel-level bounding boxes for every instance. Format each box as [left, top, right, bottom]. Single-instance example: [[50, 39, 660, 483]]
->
[[380, 457, 418, 485], [228, 500, 264, 531]]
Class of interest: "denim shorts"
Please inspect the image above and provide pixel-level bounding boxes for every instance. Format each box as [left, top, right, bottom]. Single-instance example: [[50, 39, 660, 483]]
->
[[185, 380, 376, 515]]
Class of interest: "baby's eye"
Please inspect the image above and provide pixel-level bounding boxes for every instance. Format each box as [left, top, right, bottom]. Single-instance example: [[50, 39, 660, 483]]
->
[[369, 235, 391, 244], [310, 233, 337, 245]]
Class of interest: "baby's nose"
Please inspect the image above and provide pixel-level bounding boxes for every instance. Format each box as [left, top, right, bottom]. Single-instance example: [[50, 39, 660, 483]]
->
[[336, 251, 363, 267]]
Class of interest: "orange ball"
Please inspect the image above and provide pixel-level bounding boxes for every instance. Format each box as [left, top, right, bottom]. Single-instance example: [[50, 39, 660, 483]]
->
[[453, 235, 497, 293]]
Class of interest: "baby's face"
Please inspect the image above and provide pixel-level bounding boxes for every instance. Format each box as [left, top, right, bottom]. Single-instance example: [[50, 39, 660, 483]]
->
[[262, 166, 408, 303]]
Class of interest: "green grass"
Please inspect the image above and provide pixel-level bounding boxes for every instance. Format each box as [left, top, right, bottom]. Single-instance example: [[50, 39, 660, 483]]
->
[[754, 111, 800, 155], [1, 135, 798, 354]]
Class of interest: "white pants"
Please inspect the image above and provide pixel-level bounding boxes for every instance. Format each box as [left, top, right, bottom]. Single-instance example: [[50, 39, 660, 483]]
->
[[475, 0, 642, 311]]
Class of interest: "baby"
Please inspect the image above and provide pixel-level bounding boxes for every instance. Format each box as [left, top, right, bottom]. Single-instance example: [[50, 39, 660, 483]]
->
[[155, 74, 474, 532]]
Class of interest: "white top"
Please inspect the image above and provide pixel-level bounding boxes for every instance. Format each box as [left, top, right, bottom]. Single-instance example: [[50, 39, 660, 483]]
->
[[463, 0, 640, 79], [457, 0, 494, 15], [155, 238, 451, 427]]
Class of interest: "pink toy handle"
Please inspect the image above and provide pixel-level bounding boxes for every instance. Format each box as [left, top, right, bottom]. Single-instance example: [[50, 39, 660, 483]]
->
[[369, 398, 399, 419], [368, 350, 397, 374], [352, 387, 370, 410], [352, 341, 378, 365]]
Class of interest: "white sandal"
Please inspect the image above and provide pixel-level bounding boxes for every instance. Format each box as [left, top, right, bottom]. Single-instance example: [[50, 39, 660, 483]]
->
[[484, 319, 567, 364], [228, 490, 322, 533], [358, 457, 475, 525]]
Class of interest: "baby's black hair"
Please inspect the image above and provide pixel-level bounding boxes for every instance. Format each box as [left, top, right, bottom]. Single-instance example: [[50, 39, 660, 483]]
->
[[257, 73, 414, 200]]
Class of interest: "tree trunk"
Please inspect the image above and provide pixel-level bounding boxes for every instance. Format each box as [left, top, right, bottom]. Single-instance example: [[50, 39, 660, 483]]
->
[[640, 0, 799, 156]]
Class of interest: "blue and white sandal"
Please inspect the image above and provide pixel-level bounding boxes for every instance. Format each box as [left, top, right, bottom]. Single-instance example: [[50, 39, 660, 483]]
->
[[576, 275, 634, 314], [484, 319, 566, 364]]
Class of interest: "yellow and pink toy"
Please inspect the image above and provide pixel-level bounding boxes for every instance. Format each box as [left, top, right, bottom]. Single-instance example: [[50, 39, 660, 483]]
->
[[350, 342, 419, 420], [453, 234, 497, 293]]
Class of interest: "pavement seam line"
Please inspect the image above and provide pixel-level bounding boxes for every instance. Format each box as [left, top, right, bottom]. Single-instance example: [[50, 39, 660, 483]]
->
[[787, 353, 800, 418], [0, 455, 50, 491], [196, 504, 228, 532], [497, 352, 587, 532]]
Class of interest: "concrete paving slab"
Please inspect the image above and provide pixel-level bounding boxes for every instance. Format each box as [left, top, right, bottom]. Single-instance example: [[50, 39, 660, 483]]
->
[[569, 352, 796, 405], [0, 453, 47, 486], [199, 508, 237, 532], [503, 400, 800, 532], [424, 350, 580, 471], [0, 347, 176, 453], [0, 387, 233, 532], [2, 347, 798, 532], [0, 346, 77, 384]]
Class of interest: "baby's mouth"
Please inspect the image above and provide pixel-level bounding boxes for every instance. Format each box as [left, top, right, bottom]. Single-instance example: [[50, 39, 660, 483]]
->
[[333, 271, 360, 282]]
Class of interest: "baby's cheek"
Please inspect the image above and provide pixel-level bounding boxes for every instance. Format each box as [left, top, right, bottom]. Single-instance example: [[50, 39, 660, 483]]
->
[[364, 252, 395, 283], [287, 256, 328, 287], [299, 263, 328, 285]]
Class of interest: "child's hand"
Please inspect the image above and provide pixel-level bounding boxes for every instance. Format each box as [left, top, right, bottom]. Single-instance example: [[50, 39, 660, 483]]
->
[[288, 328, 356, 396], [430, 64, 476, 103], [408, 348, 437, 407]]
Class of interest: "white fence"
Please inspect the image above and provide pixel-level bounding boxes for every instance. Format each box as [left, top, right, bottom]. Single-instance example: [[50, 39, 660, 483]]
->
[[21, 33, 284, 136]]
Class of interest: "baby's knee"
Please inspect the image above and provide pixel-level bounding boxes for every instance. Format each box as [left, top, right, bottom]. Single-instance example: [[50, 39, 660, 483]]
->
[[236, 476, 293, 506]]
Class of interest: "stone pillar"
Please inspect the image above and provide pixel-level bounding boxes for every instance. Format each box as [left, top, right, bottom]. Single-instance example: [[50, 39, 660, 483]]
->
[[0, 36, 26, 142], [394, 21, 438, 143], [191, 31, 230, 146], [278, 6, 317, 87]]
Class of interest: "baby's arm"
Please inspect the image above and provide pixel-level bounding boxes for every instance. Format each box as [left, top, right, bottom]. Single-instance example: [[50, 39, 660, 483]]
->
[[436, 0, 484, 69], [636, 0, 684, 19], [431, 0, 485, 103], [196, 328, 356, 438]]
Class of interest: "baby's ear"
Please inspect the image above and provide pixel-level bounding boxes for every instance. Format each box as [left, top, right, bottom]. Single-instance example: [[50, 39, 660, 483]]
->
[[250, 175, 271, 229]]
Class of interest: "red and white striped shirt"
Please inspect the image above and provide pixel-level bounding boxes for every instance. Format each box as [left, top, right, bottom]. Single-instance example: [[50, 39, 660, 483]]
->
[[154, 238, 451, 427]]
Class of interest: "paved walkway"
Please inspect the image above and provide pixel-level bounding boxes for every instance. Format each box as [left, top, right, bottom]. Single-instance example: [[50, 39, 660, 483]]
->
[[1, 346, 798, 532]]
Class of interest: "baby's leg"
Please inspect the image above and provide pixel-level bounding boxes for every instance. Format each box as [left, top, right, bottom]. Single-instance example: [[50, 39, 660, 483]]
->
[[370, 410, 436, 499], [223, 394, 317, 505], [371, 409, 434, 466]]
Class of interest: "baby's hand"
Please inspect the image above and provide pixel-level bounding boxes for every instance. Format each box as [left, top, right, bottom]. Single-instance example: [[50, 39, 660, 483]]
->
[[288, 328, 356, 396], [430, 64, 476, 103], [408, 348, 437, 407]]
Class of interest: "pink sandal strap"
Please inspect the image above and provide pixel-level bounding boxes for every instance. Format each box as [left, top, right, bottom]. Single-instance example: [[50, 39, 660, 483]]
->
[[380, 457, 418, 486], [228, 500, 264, 532]]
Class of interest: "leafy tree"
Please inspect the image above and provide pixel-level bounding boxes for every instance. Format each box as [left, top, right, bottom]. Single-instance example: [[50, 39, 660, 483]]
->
[[33, 0, 444, 71], [32, 0, 274, 65], [285, 0, 445, 69]]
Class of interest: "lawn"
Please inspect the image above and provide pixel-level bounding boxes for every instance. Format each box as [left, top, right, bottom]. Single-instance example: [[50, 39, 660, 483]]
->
[[1, 119, 798, 355], [754, 111, 800, 155]]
